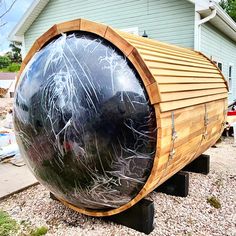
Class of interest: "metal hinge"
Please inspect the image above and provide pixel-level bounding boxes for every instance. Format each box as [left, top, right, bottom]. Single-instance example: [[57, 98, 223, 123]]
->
[[203, 104, 209, 139], [169, 111, 178, 160]]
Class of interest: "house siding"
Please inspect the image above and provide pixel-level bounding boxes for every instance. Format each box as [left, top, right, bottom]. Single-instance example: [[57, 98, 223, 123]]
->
[[201, 22, 236, 103], [24, 0, 194, 52]]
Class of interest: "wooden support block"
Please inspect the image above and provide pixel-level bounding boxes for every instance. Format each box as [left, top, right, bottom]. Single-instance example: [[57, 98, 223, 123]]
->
[[50, 192, 154, 234], [183, 154, 210, 175], [50, 192, 59, 201], [155, 171, 189, 197], [104, 199, 154, 235]]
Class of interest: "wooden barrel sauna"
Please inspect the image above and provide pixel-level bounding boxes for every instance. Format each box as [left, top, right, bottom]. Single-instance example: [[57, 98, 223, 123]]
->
[[13, 19, 228, 217]]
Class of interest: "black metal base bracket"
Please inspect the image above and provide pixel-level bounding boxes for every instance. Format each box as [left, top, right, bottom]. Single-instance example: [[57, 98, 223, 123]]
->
[[155, 171, 189, 197], [104, 199, 154, 235], [183, 154, 210, 175]]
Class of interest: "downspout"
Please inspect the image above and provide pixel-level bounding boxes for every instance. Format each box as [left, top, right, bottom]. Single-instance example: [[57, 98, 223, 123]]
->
[[194, 7, 217, 51]]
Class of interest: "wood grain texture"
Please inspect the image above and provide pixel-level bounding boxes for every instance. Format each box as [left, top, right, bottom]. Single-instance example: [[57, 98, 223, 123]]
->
[[16, 19, 228, 217]]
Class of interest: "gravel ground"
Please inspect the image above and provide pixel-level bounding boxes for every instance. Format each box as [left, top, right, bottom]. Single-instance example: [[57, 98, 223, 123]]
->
[[0, 137, 235, 236]]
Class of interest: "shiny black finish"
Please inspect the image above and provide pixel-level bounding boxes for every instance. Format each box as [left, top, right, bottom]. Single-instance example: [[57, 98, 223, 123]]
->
[[14, 32, 157, 210]]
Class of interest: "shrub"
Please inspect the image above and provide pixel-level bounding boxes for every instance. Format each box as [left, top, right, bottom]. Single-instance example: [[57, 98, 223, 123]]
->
[[0, 56, 11, 69], [6, 63, 21, 72]]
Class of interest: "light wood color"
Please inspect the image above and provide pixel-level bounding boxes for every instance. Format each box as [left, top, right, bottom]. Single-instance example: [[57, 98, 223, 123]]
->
[[16, 19, 228, 217]]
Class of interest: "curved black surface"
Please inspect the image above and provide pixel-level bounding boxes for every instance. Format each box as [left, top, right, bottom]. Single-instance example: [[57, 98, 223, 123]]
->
[[13, 32, 157, 210]]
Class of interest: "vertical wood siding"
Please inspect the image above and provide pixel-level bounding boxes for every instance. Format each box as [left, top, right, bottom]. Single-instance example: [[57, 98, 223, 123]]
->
[[24, 0, 194, 52]]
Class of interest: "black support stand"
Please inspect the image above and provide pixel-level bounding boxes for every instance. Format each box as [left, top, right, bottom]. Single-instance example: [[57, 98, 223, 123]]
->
[[49, 192, 155, 235], [183, 154, 210, 175], [50, 192, 58, 201], [49, 154, 210, 235], [155, 171, 189, 197], [104, 199, 154, 235]]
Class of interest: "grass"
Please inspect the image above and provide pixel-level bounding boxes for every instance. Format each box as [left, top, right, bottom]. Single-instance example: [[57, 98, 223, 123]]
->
[[0, 210, 19, 236], [30, 226, 48, 236], [0, 210, 48, 236], [207, 196, 221, 209]]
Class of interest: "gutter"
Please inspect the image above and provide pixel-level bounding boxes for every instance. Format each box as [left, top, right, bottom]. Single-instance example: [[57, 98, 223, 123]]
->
[[214, 3, 236, 32], [194, 6, 217, 51], [198, 8, 217, 26]]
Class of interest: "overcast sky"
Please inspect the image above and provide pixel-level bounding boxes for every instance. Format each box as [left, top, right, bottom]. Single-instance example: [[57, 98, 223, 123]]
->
[[0, 0, 34, 55]]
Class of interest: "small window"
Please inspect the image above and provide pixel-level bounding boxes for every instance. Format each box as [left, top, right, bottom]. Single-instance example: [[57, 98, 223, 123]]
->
[[217, 62, 222, 71], [213, 61, 222, 71], [229, 65, 233, 91]]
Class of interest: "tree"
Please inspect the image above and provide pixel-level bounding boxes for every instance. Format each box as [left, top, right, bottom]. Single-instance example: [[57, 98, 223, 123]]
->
[[220, 0, 236, 22], [0, 56, 11, 69], [0, 0, 17, 27], [7, 41, 22, 63]]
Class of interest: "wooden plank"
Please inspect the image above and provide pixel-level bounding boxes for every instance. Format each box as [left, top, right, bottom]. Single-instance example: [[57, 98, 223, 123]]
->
[[158, 99, 224, 119], [37, 24, 59, 48], [81, 19, 107, 37], [155, 76, 223, 84], [161, 126, 220, 172], [143, 54, 215, 69], [199, 51, 229, 92], [157, 134, 201, 170], [159, 116, 223, 156], [159, 83, 226, 92], [159, 93, 227, 112], [132, 43, 208, 62], [160, 108, 225, 137], [138, 49, 212, 66], [105, 27, 134, 56], [147, 62, 218, 74], [157, 99, 226, 129], [160, 88, 226, 101], [145, 82, 161, 104], [151, 69, 221, 78], [128, 48, 155, 86], [57, 19, 81, 33], [22, 41, 40, 66]]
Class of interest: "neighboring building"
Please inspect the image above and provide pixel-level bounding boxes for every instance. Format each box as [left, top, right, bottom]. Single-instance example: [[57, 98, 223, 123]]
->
[[0, 72, 16, 97], [9, 0, 236, 103]]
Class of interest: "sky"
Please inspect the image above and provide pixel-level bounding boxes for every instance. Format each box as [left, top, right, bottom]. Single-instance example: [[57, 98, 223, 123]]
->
[[0, 0, 34, 55]]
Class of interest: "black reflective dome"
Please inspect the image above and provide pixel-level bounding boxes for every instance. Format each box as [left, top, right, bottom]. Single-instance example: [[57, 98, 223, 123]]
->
[[13, 32, 157, 210]]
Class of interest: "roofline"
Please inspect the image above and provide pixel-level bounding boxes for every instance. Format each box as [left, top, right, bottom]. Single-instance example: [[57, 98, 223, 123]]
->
[[8, 0, 49, 42], [9, 0, 236, 43], [213, 2, 236, 33]]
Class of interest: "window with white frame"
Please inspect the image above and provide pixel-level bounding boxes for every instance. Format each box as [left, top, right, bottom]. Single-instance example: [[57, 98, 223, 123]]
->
[[212, 60, 223, 71], [217, 62, 223, 71], [228, 64, 233, 92]]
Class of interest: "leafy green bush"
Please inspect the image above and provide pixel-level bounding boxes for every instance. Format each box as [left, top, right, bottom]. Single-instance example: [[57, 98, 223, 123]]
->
[[6, 63, 21, 72], [0, 56, 11, 69]]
